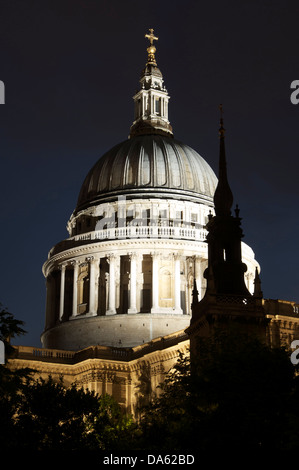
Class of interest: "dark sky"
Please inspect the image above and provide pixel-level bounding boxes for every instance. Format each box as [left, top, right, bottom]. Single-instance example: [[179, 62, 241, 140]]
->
[[0, 0, 298, 347]]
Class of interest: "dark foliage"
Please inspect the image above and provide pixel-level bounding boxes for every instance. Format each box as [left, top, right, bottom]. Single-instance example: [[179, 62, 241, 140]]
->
[[1, 374, 135, 451], [0, 305, 135, 451], [0, 303, 27, 357], [135, 328, 299, 451]]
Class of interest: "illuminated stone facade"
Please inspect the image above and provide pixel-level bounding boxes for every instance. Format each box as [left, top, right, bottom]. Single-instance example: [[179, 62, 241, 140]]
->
[[10, 330, 189, 416]]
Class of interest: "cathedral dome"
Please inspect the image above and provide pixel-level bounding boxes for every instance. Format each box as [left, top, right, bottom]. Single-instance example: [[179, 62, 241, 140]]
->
[[76, 134, 218, 213], [41, 29, 260, 352]]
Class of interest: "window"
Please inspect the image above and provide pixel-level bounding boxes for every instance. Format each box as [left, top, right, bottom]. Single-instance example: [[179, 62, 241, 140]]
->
[[159, 209, 167, 218], [155, 98, 161, 115], [137, 98, 141, 118]]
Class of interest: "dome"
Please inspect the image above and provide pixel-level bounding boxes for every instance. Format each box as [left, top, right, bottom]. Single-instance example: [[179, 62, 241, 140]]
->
[[41, 30, 261, 353], [76, 134, 218, 213]]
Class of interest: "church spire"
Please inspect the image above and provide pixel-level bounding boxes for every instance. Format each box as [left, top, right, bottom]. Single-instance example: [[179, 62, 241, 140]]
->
[[188, 108, 266, 344], [213, 105, 234, 217], [129, 29, 173, 138], [253, 267, 263, 298], [202, 108, 251, 297]]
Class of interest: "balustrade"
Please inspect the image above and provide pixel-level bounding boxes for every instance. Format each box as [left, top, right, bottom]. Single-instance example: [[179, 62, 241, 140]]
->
[[71, 224, 207, 242]]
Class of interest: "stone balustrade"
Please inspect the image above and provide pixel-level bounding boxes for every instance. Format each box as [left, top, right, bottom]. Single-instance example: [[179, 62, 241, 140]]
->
[[71, 225, 207, 242]]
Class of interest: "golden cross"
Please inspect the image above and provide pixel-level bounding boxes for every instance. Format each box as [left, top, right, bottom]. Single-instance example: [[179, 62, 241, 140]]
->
[[145, 28, 158, 46]]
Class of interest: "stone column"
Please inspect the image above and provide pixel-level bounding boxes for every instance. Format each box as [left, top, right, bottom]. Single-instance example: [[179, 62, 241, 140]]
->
[[95, 257, 100, 315], [59, 264, 66, 321], [136, 253, 143, 312], [71, 260, 79, 318], [128, 252, 137, 314], [174, 254, 182, 314], [106, 254, 116, 315], [151, 252, 160, 313], [87, 256, 97, 316]]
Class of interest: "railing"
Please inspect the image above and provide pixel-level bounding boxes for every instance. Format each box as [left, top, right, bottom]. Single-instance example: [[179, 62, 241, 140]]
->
[[11, 346, 76, 363], [12, 331, 189, 364], [71, 225, 207, 243], [32, 348, 75, 359]]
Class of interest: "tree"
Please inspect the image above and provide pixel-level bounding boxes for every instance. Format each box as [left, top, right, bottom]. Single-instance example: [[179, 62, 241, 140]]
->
[[0, 303, 27, 357], [192, 329, 296, 451], [11, 376, 100, 450], [0, 303, 32, 449], [0, 305, 136, 451], [135, 351, 195, 452], [89, 393, 136, 451], [2, 374, 136, 451], [136, 328, 299, 451]]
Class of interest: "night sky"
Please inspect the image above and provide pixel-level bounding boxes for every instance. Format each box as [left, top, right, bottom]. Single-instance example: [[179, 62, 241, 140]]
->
[[1, 0, 298, 347]]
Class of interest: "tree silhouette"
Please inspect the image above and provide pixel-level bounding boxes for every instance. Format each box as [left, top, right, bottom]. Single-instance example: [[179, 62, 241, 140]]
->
[[10, 376, 98, 450], [0, 303, 32, 449], [136, 328, 299, 451], [0, 305, 135, 451]]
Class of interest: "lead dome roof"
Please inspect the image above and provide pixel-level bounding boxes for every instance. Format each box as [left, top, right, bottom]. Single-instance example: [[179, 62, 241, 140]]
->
[[75, 134, 217, 213], [75, 31, 218, 214]]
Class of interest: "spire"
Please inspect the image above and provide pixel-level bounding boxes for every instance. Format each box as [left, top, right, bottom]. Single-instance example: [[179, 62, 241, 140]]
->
[[129, 29, 173, 138], [188, 109, 266, 336], [213, 105, 234, 216], [201, 108, 251, 298], [253, 267, 263, 298], [191, 279, 199, 310]]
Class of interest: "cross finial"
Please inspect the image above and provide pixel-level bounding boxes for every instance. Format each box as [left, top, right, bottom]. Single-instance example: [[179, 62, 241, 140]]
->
[[145, 29, 159, 66], [145, 28, 158, 46]]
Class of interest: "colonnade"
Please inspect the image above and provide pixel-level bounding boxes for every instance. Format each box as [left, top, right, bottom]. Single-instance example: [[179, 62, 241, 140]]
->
[[48, 252, 206, 327]]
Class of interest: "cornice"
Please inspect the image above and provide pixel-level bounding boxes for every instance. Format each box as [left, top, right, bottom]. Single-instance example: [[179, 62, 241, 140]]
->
[[9, 338, 190, 378], [43, 239, 208, 276]]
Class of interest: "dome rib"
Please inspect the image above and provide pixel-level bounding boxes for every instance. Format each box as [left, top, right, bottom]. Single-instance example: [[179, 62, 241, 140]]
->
[[75, 134, 218, 213]]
